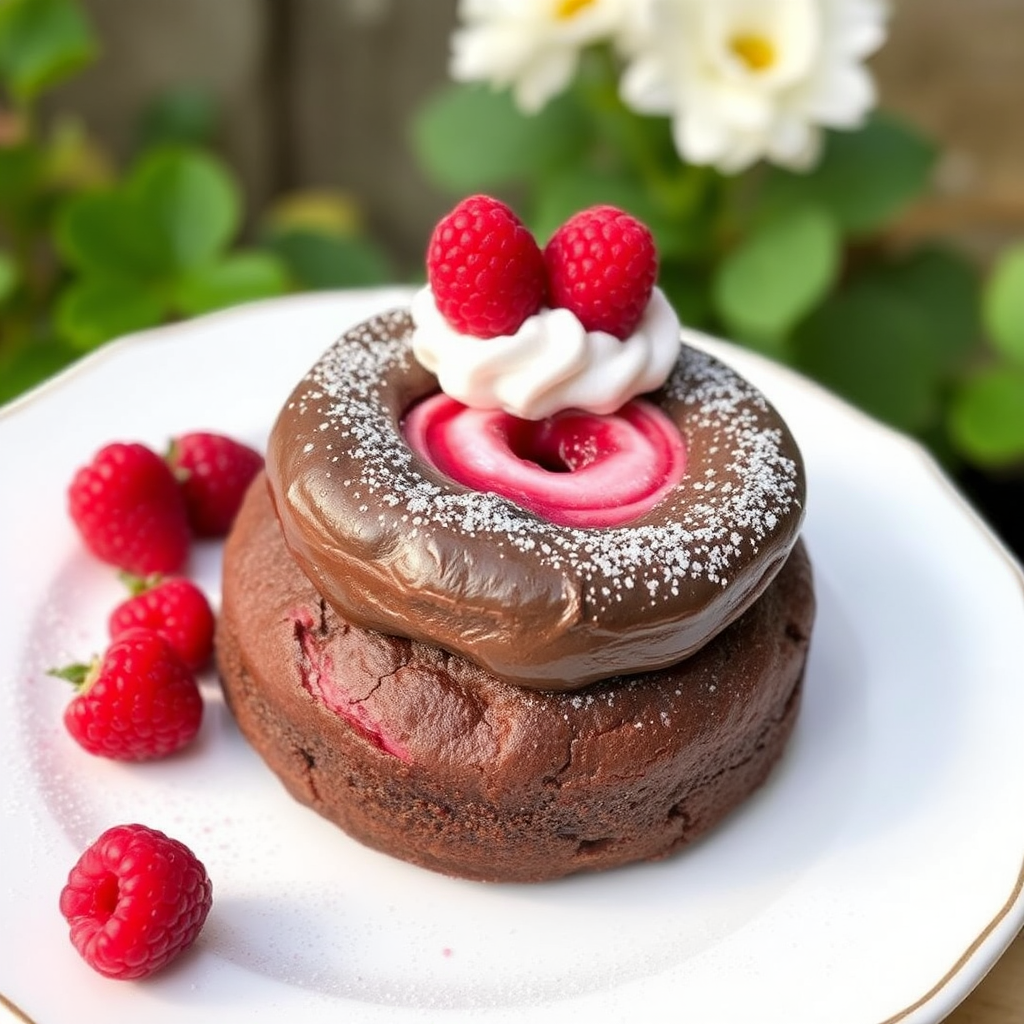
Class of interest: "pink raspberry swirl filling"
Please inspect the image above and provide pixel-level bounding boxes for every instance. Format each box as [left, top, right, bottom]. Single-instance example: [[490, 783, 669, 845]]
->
[[403, 394, 687, 528]]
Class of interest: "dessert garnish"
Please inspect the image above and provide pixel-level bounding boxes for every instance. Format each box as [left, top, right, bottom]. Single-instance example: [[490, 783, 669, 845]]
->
[[68, 442, 191, 575], [426, 193, 547, 338], [60, 823, 213, 979], [410, 196, 685, 526], [167, 430, 264, 538], [544, 204, 658, 339], [412, 196, 680, 422], [108, 574, 215, 671], [51, 627, 203, 761]]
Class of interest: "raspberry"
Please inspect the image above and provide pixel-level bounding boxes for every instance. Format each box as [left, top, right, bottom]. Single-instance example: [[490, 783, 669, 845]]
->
[[167, 431, 264, 537], [59, 823, 213, 980], [427, 194, 546, 338], [68, 442, 190, 575], [544, 205, 658, 339], [109, 575, 215, 671], [54, 628, 203, 761]]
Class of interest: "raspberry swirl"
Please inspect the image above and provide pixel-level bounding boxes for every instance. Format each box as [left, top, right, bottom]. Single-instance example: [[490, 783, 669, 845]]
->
[[403, 395, 687, 528]]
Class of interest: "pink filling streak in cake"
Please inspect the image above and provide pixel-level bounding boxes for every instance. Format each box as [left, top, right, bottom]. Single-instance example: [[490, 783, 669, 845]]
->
[[291, 609, 411, 762], [403, 395, 687, 528]]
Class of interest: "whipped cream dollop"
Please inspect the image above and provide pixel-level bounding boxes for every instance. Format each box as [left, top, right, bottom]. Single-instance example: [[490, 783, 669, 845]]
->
[[410, 285, 681, 420]]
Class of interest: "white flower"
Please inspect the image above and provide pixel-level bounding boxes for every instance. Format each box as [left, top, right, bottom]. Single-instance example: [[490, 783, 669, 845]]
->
[[620, 0, 889, 173], [450, 0, 638, 113]]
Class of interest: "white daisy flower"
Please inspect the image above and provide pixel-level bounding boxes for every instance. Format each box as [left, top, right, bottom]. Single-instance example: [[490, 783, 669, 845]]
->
[[451, 0, 639, 113], [620, 0, 889, 173]]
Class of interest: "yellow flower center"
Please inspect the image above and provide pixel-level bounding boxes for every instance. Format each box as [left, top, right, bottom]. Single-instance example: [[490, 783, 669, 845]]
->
[[554, 0, 597, 21], [730, 32, 777, 72]]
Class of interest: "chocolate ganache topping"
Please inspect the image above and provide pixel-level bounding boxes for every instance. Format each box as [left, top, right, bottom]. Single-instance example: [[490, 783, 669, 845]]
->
[[265, 309, 806, 691]]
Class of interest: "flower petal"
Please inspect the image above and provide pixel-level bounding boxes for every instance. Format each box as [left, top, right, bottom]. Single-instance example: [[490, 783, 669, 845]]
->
[[514, 50, 580, 113], [805, 60, 875, 125]]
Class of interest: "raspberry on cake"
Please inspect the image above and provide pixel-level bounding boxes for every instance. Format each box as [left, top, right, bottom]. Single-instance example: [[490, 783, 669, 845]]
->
[[544, 205, 658, 339], [215, 196, 815, 882], [427, 193, 547, 338]]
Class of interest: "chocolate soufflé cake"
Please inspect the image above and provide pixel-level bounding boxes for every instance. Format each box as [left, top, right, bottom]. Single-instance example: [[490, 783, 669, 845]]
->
[[215, 199, 815, 883]]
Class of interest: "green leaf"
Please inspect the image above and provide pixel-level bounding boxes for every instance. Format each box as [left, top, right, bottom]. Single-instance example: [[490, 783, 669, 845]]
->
[[713, 203, 839, 350], [0, 0, 96, 102], [173, 251, 289, 316], [267, 228, 391, 290], [792, 278, 945, 433], [131, 148, 241, 270], [56, 189, 174, 278], [760, 114, 936, 236], [948, 365, 1024, 467], [411, 84, 589, 193], [983, 243, 1024, 365], [877, 246, 980, 369], [0, 250, 17, 304], [56, 148, 242, 280], [55, 278, 166, 350]]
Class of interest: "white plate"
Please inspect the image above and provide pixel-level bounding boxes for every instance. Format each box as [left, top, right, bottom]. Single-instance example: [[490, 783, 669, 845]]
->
[[1, 289, 1022, 1024]]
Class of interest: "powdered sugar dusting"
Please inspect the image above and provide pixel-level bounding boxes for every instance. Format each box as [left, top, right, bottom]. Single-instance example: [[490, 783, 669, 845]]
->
[[285, 310, 802, 616]]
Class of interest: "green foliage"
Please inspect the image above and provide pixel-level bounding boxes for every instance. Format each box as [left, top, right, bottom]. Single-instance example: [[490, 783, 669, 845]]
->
[[261, 187, 393, 290], [267, 229, 392, 290], [54, 278, 166, 351], [52, 146, 288, 349], [713, 203, 840, 352], [983, 243, 1024, 364], [0, 0, 391, 406], [949, 367, 1024, 467], [759, 114, 936, 236], [413, 66, 1024, 473], [946, 245, 1024, 467], [793, 273, 949, 433], [0, 0, 95, 103], [174, 251, 290, 316], [0, 250, 17, 303], [412, 84, 588, 193]]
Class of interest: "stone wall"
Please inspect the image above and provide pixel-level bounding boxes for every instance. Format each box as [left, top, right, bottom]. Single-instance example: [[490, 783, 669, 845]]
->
[[52, 0, 1024, 269]]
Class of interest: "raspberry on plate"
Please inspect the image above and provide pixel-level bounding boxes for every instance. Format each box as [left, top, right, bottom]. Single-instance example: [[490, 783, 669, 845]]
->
[[427, 194, 547, 338], [109, 575, 215, 671], [167, 431, 264, 537], [544, 205, 657, 340], [59, 823, 213, 980], [54, 628, 203, 761], [68, 442, 191, 575]]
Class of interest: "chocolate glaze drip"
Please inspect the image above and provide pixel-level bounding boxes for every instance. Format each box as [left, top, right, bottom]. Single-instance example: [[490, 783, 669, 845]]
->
[[266, 310, 806, 691]]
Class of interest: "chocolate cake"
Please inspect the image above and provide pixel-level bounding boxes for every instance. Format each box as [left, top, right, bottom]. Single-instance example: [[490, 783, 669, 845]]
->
[[215, 197, 815, 882], [217, 480, 813, 882]]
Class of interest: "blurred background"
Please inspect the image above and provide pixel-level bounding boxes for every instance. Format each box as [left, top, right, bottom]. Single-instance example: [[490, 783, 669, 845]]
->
[[44, 0, 1023, 269], [1, 0, 1022, 558]]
